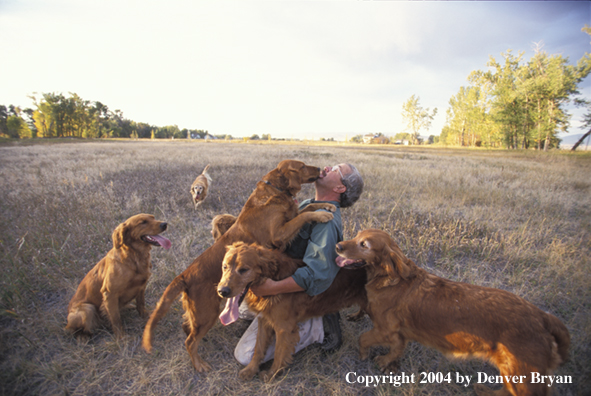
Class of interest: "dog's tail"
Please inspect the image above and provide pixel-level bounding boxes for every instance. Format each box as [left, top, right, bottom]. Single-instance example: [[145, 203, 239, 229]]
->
[[201, 164, 210, 176], [142, 276, 187, 353], [65, 303, 99, 335], [545, 312, 570, 369]]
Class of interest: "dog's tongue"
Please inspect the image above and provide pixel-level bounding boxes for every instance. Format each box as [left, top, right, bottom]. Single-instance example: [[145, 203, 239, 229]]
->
[[219, 295, 241, 326], [335, 255, 357, 268], [152, 235, 171, 250]]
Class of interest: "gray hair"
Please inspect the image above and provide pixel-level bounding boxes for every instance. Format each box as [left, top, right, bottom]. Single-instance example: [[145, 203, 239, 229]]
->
[[340, 163, 363, 208]]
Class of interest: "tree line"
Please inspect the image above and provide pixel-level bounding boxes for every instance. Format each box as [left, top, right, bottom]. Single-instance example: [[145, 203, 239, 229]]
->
[[0, 92, 210, 140]]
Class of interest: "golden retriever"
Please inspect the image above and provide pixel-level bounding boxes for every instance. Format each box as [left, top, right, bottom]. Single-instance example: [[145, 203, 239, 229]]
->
[[190, 164, 211, 209], [217, 242, 367, 382], [335, 229, 570, 396], [142, 160, 336, 371], [66, 214, 170, 338]]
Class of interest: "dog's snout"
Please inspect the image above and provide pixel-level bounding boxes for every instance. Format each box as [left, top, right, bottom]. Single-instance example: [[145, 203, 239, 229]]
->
[[335, 243, 343, 253], [160, 222, 168, 231], [218, 286, 231, 298]]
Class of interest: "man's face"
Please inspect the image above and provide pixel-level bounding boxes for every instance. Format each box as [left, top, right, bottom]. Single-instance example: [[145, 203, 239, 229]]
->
[[317, 163, 351, 189]]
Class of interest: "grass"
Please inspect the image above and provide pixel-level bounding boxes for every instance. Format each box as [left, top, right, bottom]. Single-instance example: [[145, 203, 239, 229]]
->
[[0, 140, 589, 395]]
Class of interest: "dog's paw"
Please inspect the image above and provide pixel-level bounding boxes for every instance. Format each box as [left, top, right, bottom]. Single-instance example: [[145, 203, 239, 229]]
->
[[375, 355, 398, 372], [314, 212, 334, 223], [346, 309, 365, 322], [474, 384, 495, 396], [323, 204, 337, 212], [239, 367, 258, 381], [359, 347, 369, 361], [260, 370, 273, 382]]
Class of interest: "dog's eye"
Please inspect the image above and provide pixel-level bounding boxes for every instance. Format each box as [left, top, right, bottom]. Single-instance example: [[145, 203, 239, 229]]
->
[[237, 268, 248, 275], [222, 265, 228, 271], [360, 240, 368, 248]]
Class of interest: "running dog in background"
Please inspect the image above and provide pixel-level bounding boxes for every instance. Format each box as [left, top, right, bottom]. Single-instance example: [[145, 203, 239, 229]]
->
[[335, 229, 570, 396], [66, 214, 171, 339], [190, 164, 212, 209]]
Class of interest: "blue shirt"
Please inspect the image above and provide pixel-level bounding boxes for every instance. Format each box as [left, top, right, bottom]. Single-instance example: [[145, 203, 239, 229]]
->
[[286, 199, 343, 296]]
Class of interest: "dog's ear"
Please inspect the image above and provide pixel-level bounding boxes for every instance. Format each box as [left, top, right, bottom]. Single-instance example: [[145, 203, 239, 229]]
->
[[285, 174, 302, 195], [112, 221, 131, 249], [384, 241, 413, 281], [277, 161, 302, 195]]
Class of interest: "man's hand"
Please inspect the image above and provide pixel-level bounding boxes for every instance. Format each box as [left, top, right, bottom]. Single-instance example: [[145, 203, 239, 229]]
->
[[250, 277, 304, 297]]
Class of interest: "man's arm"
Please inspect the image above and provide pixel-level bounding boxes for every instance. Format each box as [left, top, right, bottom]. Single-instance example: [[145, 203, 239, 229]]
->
[[250, 276, 304, 296]]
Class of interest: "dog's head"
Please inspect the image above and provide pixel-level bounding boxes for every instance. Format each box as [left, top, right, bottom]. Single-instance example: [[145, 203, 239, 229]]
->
[[112, 214, 171, 251], [218, 242, 265, 325], [274, 160, 321, 196], [211, 214, 237, 242], [335, 229, 413, 283]]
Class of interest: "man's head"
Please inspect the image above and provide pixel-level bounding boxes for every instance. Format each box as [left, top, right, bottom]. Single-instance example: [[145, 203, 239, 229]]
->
[[316, 163, 363, 208]]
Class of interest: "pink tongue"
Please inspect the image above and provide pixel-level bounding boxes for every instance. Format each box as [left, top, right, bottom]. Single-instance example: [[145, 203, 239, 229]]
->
[[219, 295, 241, 325], [335, 255, 357, 268], [152, 235, 171, 250]]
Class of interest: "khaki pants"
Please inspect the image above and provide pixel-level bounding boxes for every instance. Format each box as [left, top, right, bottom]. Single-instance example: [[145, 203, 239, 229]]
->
[[234, 314, 324, 365]]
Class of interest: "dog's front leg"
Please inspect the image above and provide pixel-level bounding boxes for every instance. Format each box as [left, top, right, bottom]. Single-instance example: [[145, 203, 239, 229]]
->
[[136, 287, 148, 318], [359, 327, 406, 372], [102, 289, 124, 338], [298, 203, 336, 214], [271, 211, 334, 250], [260, 320, 299, 382], [239, 316, 274, 381]]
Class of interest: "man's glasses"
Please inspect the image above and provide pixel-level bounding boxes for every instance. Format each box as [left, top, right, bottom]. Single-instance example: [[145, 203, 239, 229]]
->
[[332, 165, 344, 182]]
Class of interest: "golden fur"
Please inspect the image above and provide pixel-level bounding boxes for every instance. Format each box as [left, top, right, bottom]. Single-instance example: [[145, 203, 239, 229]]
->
[[66, 214, 170, 338], [211, 213, 237, 242], [190, 164, 212, 209], [335, 229, 570, 396], [142, 160, 336, 372], [217, 242, 367, 382]]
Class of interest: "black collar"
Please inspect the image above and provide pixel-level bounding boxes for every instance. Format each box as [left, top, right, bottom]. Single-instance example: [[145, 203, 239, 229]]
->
[[263, 180, 292, 197]]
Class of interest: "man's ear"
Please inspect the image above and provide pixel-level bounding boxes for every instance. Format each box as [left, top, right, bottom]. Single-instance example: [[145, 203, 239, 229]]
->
[[333, 184, 346, 194]]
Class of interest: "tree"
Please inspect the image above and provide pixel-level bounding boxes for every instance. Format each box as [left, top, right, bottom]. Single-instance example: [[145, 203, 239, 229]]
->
[[401, 95, 437, 144], [571, 25, 591, 151]]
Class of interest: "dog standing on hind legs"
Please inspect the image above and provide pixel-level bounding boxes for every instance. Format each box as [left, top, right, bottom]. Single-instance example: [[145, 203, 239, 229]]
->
[[335, 229, 570, 396], [66, 214, 171, 339], [142, 160, 335, 372], [190, 164, 211, 209]]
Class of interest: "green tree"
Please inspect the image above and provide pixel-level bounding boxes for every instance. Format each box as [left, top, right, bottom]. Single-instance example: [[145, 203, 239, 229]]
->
[[401, 95, 437, 145]]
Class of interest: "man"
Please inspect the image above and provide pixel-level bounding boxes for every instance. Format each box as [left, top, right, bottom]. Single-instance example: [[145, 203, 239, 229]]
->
[[235, 163, 364, 365]]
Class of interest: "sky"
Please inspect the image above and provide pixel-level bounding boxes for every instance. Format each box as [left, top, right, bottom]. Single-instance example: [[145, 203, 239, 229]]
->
[[1, 0, 589, 141]]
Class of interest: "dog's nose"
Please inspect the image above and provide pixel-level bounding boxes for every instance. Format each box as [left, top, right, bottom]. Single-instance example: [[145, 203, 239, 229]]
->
[[218, 286, 231, 298], [335, 243, 343, 253], [160, 222, 167, 231]]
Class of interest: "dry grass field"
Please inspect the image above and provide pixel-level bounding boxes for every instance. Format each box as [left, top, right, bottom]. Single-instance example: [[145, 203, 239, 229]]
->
[[0, 140, 589, 395]]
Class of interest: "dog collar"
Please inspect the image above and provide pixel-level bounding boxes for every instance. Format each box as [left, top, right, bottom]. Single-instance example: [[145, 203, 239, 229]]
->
[[263, 180, 287, 195], [262, 180, 298, 202]]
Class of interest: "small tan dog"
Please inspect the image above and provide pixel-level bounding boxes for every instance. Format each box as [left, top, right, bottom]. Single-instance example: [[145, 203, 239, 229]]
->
[[190, 164, 212, 209], [66, 214, 171, 338]]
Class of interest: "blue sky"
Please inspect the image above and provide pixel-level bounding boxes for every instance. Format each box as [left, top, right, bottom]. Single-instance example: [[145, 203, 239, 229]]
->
[[1, 1, 589, 140]]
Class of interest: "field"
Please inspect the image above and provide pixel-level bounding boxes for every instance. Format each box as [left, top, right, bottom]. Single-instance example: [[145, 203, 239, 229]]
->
[[0, 140, 589, 395]]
